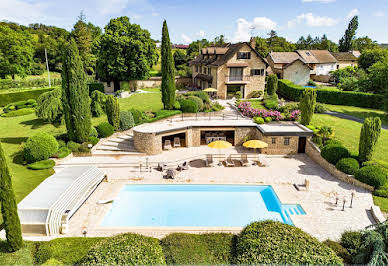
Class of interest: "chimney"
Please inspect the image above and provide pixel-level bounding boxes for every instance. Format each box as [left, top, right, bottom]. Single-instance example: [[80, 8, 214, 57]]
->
[[250, 37, 256, 49]]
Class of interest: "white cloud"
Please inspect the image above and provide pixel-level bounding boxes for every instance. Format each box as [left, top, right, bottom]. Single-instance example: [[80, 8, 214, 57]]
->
[[233, 17, 277, 42], [374, 11, 384, 17], [151, 12, 159, 17], [197, 30, 206, 37], [288, 13, 338, 28], [181, 34, 192, 44], [0, 0, 47, 24], [301, 0, 336, 3], [347, 8, 359, 19]]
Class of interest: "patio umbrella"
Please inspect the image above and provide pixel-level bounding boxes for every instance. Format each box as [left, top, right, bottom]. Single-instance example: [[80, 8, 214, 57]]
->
[[203, 88, 217, 92], [243, 140, 268, 153], [208, 140, 232, 163]]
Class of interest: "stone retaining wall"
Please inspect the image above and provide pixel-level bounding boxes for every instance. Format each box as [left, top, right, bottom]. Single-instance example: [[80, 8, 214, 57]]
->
[[306, 139, 374, 191], [128, 76, 191, 89]]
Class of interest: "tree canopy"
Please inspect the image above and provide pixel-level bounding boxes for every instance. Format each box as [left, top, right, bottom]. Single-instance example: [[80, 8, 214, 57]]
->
[[339, 16, 359, 52]]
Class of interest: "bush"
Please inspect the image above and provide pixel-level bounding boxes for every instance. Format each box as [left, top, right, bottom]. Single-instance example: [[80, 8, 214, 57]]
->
[[79, 233, 165, 265], [35, 88, 63, 123], [119, 111, 135, 130], [323, 240, 351, 264], [186, 91, 210, 104], [1, 108, 35, 117], [336, 158, 360, 175], [57, 140, 66, 148], [211, 102, 224, 112], [321, 144, 351, 165], [279, 102, 299, 113], [105, 95, 120, 130], [0, 78, 61, 91], [3, 99, 36, 113], [88, 136, 99, 146], [66, 141, 81, 152], [0, 87, 55, 107], [355, 166, 387, 188], [373, 188, 388, 198], [254, 117, 265, 124], [147, 110, 181, 123], [278, 79, 384, 109], [90, 90, 106, 117], [23, 133, 59, 163], [96, 122, 114, 138], [27, 160, 55, 170], [87, 83, 105, 95], [266, 74, 278, 95], [187, 96, 204, 111], [179, 99, 199, 113], [340, 230, 362, 256], [89, 127, 98, 138], [130, 109, 146, 124], [54, 147, 71, 159], [264, 117, 272, 123], [234, 221, 342, 265], [161, 233, 235, 265], [173, 101, 181, 110], [314, 103, 327, 113], [324, 139, 342, 147]]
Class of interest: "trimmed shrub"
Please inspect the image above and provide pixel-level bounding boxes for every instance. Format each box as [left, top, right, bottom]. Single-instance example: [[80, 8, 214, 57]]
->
[[264, 117, 272, 123], [314, 103, 327, 113], [105, 95, 120, 130], [234, 221, 342, 264], [0, 87, 55, 107], [323, 240, 351, 264], [299, 88, 316, 125], [79, 233, 165, 265], [266, 74, 278, 95], [54, 147, 71, 159], [179, 99, 199, 113], [187, 96, 204, 111], [336, 157, 360, 175], [1, 108, 35, 117], [130, 109, 146, 124], [279, 102, 299, 113], [35, 88, 63, 123], [87, 83, 104, 95], [173, 101, 181, 110], [161, 233, 235, 265], [57, 140, 66, 148], [186, 91, 210, 104], [355, 166, 387, 188], [321, 144, 351, 165], [254, 117, 265, 124], [23, 133, 59, 163], [90, 90, 106, 117], [27, 160, 55, 170], [96, 122, 114, 138], [88, 136, 100, 146], [89, 127, 98, 138], [278, 79, 384, 109], [119, 111, 135, 130], [66, 141, 81, 153], [359, 117, 382, 163], [3, 99, 36, 113], [324, 139, 342, 147], [340, 230, 362, 256], [373, 188, 388, 198]]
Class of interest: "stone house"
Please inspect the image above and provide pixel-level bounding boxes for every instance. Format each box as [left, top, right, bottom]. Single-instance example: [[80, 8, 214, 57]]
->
[[190, 39, 268, 99], [296, 50, 337, 82], [266, 52, 312, 86], [331, 52, 358, 69]]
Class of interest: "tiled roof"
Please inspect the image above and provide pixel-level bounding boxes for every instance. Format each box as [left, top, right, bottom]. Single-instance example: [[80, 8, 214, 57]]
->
[[283, 58, 313, 70], [268, 52, 300, 64], [331, 52, 358, 61], [296, 50, 319, 64]]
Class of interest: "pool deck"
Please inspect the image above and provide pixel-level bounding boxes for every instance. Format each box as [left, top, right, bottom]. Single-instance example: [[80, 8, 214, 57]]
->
[[53, 152, 375, 242]]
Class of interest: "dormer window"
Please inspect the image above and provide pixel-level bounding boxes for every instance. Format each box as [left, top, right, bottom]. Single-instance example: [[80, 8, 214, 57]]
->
[[237, 52, 251, 59], [305, 52, 311, 56]]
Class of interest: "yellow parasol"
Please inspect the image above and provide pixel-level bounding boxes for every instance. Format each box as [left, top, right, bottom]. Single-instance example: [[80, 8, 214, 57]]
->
[[203, 88, 217, 92], [243, 140, 268, 153], [208, 140, 232, 149]]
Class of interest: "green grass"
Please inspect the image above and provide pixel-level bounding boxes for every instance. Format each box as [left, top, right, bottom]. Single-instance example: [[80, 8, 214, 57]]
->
[[373, 196, 388, 213], [118, 91, 164, 112], [311, 114, 388, 163], [141, 87, 161, 92], [0, 241, 36, 265], [325, 104, 388, 126], [243, 99, 266, 109]]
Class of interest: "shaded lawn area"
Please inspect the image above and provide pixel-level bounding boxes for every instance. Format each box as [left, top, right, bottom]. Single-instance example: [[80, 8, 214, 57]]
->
[[373, 196, 388, 213], [325, 104, 388, 126], [311, 114, 388, 163], [118, 91, 163, 112], [0, 241, 36, 265]]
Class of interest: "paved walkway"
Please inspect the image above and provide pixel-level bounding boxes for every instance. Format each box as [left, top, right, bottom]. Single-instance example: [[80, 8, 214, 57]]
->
[[324, 111, 388, 130]]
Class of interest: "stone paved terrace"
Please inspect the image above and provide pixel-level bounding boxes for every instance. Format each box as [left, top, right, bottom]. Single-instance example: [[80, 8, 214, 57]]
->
[[50, 152, 376, 242]]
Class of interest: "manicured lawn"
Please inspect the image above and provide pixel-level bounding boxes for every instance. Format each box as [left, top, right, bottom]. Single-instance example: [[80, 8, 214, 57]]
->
[[118, 91, 164, 112], [325, 104, 388, 126], [0, 241, 35, 265], [311, 114, 388, 163], [242, 99, 266, 109], [373, 196, 388, 213]]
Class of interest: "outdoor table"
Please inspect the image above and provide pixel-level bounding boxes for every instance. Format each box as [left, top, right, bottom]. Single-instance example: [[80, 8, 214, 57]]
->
[[206, 136, 226, 144]]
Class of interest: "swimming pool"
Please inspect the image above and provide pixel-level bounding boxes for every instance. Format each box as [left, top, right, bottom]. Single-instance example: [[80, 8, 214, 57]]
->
[[101, 185, 305, 227]]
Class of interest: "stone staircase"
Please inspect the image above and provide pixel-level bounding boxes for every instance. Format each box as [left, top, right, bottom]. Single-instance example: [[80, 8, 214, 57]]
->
[[92, 131, 145, 156]]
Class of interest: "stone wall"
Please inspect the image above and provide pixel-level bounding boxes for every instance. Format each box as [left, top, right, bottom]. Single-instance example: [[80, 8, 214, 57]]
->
[[133, 131, 162, 155], [306, 139, 374, 191], [128, 76, 191, 90], [283, 60, 310, 86], [257, 132, 300, 155], [235, 127, 259, 146]]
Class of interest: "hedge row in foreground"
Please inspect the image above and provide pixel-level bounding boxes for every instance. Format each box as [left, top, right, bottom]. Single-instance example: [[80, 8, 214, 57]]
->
[[278, 79, 384, 109], [0, 87, 55, 107]]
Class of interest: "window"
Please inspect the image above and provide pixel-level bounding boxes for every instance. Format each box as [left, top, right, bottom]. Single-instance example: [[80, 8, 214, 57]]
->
[[272, 138, 276, 144], [107, 81, 111, 87], [284, 137, 290, 146], [229, 67, 243, 81], [305, 52, 311, 56], [237, 52, 251, 59], [251, 69, 265, 76], [208, 68, 211, 75], [195, 65, 199, 72]]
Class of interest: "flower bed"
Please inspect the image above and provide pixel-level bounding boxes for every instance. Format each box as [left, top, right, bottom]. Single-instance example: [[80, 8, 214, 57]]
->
[[237, 101, 299, 121]]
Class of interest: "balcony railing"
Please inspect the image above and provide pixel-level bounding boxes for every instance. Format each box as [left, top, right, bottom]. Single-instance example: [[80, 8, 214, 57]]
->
[[225, 75, 250, 82]]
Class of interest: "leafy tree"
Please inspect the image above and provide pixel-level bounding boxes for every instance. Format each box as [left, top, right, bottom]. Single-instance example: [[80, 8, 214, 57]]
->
[[105, 95, 120, 130], [339, 16, 359, 52], [317, 126, 334, 145], [96, 16, 157, 91], [61, 39, 91, 143], [161, 20, 176, 110], [296, 34, 338, 51], [186, 39, 209, 60], [359, 117, 382, 162], [299, 88, 317, 126], [35, 33, 66, 72], [35, 88, 63, 123], [358, 48, 388, 71], [254, 37, 269, 58], [212, 35, 227, 46], [266, 74, 278, 96], [365, 58, 388, 94], [173, 49, 187, 68], [0, 24, 34, 79], [353, 36, 380, 52], [0, 142, 23, 252]]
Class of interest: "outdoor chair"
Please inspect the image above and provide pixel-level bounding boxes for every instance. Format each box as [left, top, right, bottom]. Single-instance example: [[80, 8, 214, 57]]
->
[[177, 161, 189, 171], [205, 154, 216, 167], [164, 139, 172, 150], [240, 154, 251, 167], [225, 156, 235, 167], [157, 162, 167, 171], [164, 168, 176, 179], [173, 137, 181, 148]]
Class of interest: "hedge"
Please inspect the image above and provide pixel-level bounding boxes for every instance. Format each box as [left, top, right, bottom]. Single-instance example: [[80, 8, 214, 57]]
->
[[1, 108, 35, 117], [96, 122, 114, 138], [87, 83, 104, 95], [278, 79, 384, 109], [78, 233, 166, 265], [3, 99, 36, 113], [0, 78, 61, 91], [23, 133, 59, 163], [354, 166, 387, 188], [160, 233, 235, 265], [0, 87, 56, 107], [234, 221, 342, 264]]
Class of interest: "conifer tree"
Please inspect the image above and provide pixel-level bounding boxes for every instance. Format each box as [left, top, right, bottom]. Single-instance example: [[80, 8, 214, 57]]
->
[[105, 95, 120, 130], [161, 20, 176, 110], [339, 16, 358, 52], [61, 39, 91, 143], [299, 88, 316, 126], [359, 117, 382, 162], [267, 74, 278, 95], [0, 142, 23, 252]]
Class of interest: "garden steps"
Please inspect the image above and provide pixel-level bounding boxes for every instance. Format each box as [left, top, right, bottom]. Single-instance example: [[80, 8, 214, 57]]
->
[[92, 131, 144, 156]]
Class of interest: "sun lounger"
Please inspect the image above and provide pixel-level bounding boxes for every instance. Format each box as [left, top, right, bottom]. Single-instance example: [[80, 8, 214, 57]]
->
[[205, 154, 216, 167], [157, 163, 167, 171], [258, 154, 269, 167], [164, 139, 172, 150], [240, 154, 251, 167], [173, 137, 181, 148], [294, 179, 310, 191], [225, 156, 235, 167], [177, 161, 189, 171]]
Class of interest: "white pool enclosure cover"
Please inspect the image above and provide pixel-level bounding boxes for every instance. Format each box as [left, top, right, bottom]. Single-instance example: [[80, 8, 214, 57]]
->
[[18, 166, 105, 236]]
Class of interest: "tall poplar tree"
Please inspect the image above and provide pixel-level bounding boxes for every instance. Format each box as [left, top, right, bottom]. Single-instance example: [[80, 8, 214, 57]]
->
[[161, 20, 176, 110], [61, 39, 91, 143], [339, 16, 358, 52], [0, 142, 23, 252]]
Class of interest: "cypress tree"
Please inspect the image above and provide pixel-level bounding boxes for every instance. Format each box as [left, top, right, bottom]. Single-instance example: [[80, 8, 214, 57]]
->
[[267, 74, 278, 96], [359, 117, 382, 162], [105, 95, 120, 130], [299, 88, 316, 126], [0, 142, 23, 252], [61, 39, 91, 143], [161, 20, 176, 110]]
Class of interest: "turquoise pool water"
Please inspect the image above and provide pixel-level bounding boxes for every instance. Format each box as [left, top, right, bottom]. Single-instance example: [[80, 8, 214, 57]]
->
[[101, 185, 305, 227]]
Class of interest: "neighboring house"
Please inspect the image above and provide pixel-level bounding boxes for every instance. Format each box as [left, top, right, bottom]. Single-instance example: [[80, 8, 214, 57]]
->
[[266, 52, 311, 86], [190, 38, 268, 99], [172, 44, 189, 49], [350, 50, 361, 58], [296, 50, 337, 82], [331, 52, 358, 69]]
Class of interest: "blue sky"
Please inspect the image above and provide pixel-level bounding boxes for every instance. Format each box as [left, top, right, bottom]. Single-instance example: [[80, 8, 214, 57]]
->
[[1, 0, 387, 43]]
